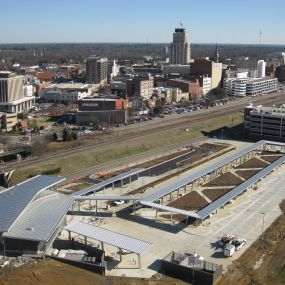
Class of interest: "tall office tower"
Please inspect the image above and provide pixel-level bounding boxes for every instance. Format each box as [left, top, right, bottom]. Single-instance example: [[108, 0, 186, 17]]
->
[[0, 72, 23, 102], [86, 55, 108, 85], [170, 27, 191, 64]]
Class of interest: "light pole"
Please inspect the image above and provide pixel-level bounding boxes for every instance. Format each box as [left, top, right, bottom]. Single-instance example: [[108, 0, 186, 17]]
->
[[261, 212, 265, 240]]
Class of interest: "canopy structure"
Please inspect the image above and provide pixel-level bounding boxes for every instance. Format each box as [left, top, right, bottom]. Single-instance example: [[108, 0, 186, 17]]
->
[[73, 168, 144, 197], [65, 221, 151, 254], [65, 221, 151, 268], [73, 195, 142, 201], [142, 141, 267, 203], [0, 175, 66, 233], [140, 140, 285, 221]]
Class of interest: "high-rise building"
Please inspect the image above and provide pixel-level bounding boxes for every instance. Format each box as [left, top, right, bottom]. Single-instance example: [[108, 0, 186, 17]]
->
[[0, 71, 35, 113], [170, 28, 191, 65], [0, 71, 23, 102], [86, 55, 108, 85]]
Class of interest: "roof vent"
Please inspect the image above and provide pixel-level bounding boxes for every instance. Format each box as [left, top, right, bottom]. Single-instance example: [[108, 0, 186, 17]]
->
[[26, 226, 34, 231]]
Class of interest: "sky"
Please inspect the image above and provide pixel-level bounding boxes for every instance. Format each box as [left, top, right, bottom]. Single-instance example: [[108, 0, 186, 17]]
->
[[0, 0, 285, 45]]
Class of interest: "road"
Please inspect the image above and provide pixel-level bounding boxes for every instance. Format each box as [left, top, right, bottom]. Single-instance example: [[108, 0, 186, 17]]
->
[[1, 92, 284, 177]]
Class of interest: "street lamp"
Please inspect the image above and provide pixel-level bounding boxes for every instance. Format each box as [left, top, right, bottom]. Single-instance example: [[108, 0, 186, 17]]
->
[[261, 212, 265, 240]]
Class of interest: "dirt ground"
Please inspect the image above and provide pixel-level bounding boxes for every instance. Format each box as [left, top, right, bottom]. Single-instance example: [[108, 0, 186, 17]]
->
[[235, 170, 260, 180], [202, 188, 233, 201], [166, 191, 209, 211], [235, 157, 269, 169], [203, 172, 243, 187], [216, 200, 285, 285], [0, 259, 188, 285], [199, 143, 229, 152], [260, 155, 283, 163]]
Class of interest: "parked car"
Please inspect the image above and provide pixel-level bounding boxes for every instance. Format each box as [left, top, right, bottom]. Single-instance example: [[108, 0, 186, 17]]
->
[[112, 200, 125, 206], [232, 239, 246, 251], [219, 235, 236, 247]]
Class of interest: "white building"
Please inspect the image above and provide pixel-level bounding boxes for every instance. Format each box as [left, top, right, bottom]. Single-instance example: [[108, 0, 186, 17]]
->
[[257, 60, 266, 78], [0, 71, 35, 113], [224, 78, 248, 97], [224, 77, 278, 97], [40, 83, 95, 103], [24, 85, 34, 97], [201, 76, 212, 95], [246, 78, 278, 96], [170, 28, 191, 65]]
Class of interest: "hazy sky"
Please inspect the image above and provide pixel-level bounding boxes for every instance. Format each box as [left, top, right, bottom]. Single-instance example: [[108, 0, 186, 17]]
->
[[1, 0, 285, 44]]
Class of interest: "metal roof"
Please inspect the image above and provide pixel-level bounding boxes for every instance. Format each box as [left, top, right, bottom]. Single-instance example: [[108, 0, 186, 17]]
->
[[65, 221, 151, 254], [3, 192, 73, 242], [143, 141, 266, 202], [140, 201, 200, 219], [0, 175, 66, 233], [73, 195, 142, 201], [73, 168, 144, 197], [197, 154, 285, 219]]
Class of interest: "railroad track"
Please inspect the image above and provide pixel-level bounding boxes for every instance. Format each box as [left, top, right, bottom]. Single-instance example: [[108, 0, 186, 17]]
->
[[1, 93, 284, 172]]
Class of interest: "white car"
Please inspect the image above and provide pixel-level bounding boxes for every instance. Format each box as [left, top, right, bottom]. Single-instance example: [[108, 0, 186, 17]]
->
[[113, 200, 125, 206], [232, 239, 246, 251]]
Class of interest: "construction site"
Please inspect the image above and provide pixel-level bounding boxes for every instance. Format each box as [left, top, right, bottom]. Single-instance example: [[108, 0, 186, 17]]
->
[[1, 139, 285, 285]]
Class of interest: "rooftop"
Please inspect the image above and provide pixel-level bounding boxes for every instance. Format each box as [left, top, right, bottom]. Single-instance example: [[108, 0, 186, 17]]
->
[[48, 83, 90, 89], [3, 192, 73, 242], [0, 175, 66, 233]]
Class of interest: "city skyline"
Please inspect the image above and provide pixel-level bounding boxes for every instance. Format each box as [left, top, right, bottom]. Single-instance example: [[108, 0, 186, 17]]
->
[[0, 0, 285, 45]]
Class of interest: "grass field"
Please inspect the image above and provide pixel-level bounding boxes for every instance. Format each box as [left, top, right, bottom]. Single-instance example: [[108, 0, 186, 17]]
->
[[11, 112, 243, 184]]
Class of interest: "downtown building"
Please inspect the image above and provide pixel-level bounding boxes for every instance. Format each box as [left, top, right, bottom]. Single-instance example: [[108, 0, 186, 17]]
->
[[170, 28, 191, 65], [86, 55, 108, 86], [244, 104, 285, 141], [76, 96, 129, 125], [224, 77, 278, 97], [0, 71, 35, 113]]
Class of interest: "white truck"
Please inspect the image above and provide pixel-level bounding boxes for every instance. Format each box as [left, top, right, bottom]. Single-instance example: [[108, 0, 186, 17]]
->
[[224, 244, 236, 257]]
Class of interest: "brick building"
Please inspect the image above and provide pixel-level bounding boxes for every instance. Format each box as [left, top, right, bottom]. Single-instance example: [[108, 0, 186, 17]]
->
[[167, 78, 200, 99], [76, 96, 129, 125]]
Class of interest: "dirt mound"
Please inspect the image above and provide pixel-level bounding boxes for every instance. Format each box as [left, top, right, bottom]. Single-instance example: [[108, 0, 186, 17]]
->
[[235, 170, 260, 180], [235, 157, 268, 169], [203, 172, 243, 187], [202, 188, 233, 201]]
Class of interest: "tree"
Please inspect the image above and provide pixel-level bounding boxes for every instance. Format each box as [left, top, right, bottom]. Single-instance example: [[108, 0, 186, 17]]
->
[[153, 105, 164, 115], [71, 132, 78, 140], [211, 87, 226, 99], [52, 132, 58, 141], [17, 113, 25, 120], [62, 128, 72, 141]]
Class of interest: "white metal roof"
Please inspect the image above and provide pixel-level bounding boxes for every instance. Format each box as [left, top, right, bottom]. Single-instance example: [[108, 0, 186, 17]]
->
[[0, 175, 66, 233], [197, 154, 285, 219], [73, 168, 144, 197], [73, 195, 142, 201], [3, 192, 73, 242], [140, 201, 200, 219], [65, 221, 151, 254], [142, 141, 266, 202]]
